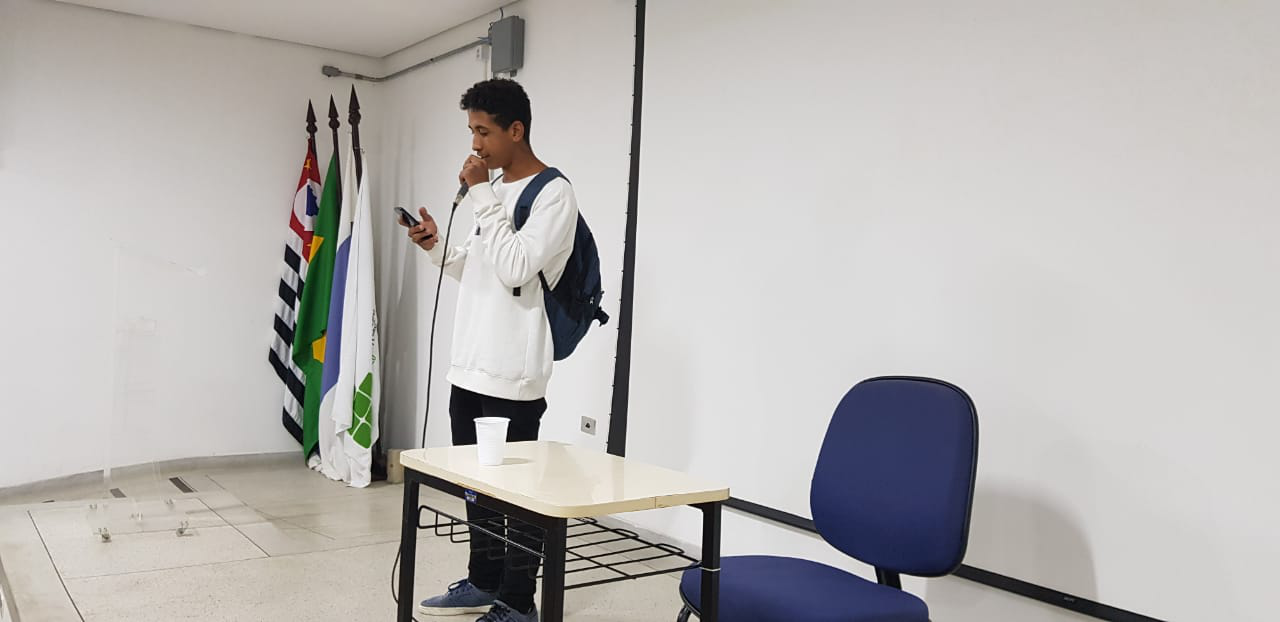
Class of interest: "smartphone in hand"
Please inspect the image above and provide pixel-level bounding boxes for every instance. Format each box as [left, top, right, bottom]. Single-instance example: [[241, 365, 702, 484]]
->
[[394, 206, 420, 227]]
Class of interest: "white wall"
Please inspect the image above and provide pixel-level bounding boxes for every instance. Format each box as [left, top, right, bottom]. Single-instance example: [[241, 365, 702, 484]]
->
[[0, 0, 634, 486], [622, 2, 1280, 621], [373, 0, 636, 453], [0, 0, 384, 487], [7, 1, 1270, 619], [372, 5, 1109, 620]]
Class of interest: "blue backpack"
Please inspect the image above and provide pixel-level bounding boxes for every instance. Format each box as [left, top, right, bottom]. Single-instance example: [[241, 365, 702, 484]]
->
[[510, 168, 609, 360]]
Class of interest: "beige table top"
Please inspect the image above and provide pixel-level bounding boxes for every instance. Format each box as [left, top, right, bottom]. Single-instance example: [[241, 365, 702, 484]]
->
[[400, 441, 730, 518]]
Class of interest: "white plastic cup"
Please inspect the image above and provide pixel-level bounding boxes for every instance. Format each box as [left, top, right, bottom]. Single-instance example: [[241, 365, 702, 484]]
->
[[475, 417, 511, 466]]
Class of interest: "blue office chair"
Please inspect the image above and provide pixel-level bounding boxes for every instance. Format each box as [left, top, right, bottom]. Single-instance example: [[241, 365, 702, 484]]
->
[[677, 376, 979, 621]]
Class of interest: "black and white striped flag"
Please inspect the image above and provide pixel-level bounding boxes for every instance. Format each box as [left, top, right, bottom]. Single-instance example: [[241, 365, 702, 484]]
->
[[268, 127, 321, 446]]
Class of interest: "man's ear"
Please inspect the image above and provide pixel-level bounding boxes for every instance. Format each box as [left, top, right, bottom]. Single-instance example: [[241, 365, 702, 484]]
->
[[510, 120, 525, 143]]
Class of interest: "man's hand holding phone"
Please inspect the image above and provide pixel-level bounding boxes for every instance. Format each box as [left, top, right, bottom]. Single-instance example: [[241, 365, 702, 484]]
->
[[398, 206, 439, 251]]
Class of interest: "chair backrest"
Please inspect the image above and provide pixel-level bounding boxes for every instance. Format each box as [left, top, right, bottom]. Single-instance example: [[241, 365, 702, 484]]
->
[[809, 376, 979, 577]]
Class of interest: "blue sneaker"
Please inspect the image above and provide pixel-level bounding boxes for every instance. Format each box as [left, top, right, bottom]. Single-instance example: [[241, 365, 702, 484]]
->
[[476, 600, 539, 622], [418, 579, 497, 616]]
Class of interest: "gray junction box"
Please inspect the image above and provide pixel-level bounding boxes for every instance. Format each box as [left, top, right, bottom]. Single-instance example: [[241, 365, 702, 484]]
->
[[490, 16, 525, 75]]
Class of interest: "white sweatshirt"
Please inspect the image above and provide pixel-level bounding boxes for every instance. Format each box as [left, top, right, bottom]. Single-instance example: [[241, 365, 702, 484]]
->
[[426, 173, 578, 401]]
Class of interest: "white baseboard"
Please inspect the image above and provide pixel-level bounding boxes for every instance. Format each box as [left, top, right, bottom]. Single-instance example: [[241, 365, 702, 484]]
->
[[0, 452, 299, 503], [594, 514, 703, 561]]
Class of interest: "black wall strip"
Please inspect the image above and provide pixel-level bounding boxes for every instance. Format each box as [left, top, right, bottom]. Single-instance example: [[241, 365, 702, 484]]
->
[[606, 0, 646, 458], [950, 566, 1164, 622], [723, 497, 1166, 622]]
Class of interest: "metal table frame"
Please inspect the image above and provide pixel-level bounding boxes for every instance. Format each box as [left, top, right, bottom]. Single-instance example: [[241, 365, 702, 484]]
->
[[397, 468, 722, 621]]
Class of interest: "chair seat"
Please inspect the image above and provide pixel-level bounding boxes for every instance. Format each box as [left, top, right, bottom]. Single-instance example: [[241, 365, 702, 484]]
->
[[680, 555, 929, 622]]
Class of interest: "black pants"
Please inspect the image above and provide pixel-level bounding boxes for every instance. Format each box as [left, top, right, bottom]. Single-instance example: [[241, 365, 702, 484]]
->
[[449, 385, 547, 613]]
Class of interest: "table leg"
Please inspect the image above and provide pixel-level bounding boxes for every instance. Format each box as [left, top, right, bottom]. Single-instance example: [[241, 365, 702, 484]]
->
[[397, 477, 421, 622], [540, 518, 568, 621], [699, 501, 722, 622]]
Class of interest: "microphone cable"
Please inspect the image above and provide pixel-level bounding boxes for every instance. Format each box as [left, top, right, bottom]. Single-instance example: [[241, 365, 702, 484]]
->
[[392, 183, 467, 619], [419, 184, 468, 450]]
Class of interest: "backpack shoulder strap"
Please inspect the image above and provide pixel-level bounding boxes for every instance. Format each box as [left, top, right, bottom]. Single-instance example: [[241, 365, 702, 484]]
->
[[511, 167, 567, 296], [512, 167, 567, 231]]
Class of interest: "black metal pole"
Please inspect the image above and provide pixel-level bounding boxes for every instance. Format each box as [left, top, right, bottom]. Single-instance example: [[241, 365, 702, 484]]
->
[[699, 501, 721, 622], [541, 519, 568, 621], [876, 568, 902, 590], [397, 475, 421, 622], [327, 96, 342, 198], [348, 86, 363, 186], [607, 0, 646, 458], [306, 100, 318, 159]]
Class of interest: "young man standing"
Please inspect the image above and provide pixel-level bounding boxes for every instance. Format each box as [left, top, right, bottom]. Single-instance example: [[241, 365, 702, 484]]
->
[[403, 79, 577, 622]]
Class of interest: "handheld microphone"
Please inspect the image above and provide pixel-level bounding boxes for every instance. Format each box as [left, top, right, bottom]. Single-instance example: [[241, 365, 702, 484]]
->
[[452, 184, 468, 209]]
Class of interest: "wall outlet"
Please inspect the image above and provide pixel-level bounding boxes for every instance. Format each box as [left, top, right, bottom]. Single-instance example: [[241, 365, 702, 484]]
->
[[580, 416, 597, 435]]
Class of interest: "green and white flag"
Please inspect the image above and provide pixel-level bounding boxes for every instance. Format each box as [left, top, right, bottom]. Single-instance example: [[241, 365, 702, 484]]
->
[[291, 132, 341, 460], [314, 136, 381, 487]]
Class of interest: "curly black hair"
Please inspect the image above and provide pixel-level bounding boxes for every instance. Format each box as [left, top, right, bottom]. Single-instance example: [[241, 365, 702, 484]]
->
[[460, 78, 532, 143]]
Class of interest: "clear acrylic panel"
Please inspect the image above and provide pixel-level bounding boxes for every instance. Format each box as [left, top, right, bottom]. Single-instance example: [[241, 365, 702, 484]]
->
[[85, 244, 204, 542]]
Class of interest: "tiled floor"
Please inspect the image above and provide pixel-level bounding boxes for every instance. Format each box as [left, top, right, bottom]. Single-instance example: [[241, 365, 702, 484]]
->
[[0, 457, 1096, 622], [0, 457, 686, 622]]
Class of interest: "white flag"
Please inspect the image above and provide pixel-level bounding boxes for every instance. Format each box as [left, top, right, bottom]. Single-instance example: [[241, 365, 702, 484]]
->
[[312, 134, 381, 487], [311, 135, 359, 482], [339, 149, 381, 488]]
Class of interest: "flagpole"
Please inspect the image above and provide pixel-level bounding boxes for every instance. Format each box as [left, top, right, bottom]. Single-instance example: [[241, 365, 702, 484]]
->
[[345, 85, 383, 480], [273, 102, 321, 448], [327, 96, 341, 195], [349, 86, 363, 186], [306, 100, 318, 163]]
